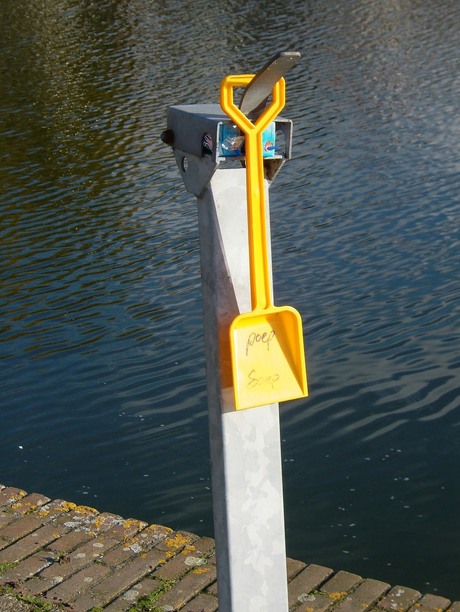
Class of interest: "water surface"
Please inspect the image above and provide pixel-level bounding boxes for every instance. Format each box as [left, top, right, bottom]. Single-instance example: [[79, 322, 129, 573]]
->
[[1, 0, 460, 598]]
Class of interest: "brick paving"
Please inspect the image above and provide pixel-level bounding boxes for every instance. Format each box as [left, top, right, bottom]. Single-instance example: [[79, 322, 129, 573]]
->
[[1, 484, 459, 611]]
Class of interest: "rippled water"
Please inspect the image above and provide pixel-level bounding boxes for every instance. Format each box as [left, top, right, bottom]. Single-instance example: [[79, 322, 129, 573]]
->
[[1, 0, 460, 599]]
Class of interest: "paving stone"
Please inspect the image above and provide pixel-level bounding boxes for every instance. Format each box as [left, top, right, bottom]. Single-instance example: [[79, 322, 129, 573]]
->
[[206, 579, 218, 597], [34, 499, 77, 521], [100, 542, 142, 569], [104, 517, 149, 541], [288, 557, 307, 580], [70, 592, 103, 611], [88, 547, 165, 605], [102, 577, 159, 611], [102, 523, 175, 569], [377, 585, 422, 610], [0, 522, 67, 564], [70, 533, 119, 562], [321, 570, 363, 594], [0, 515, 53, 549], [102, 538, 166, 570], [92, 511, 124, 530], [295, 593, 335, 611], [154, 564, 217, 610], [151, 551, 193, 582], [155, 530, 200, 556], [0, 550, 55, 582], [295, 571, 365, 611], [407, 593, 452, 610], [52, 505, 100, 536], [8, 493, 50, 515], [100, 529, 191, 594], [23, 574, 64, 596], [288, 563, 334, 608], [0, 512, 17, 530], [333, 578, 391, 611], [183, 536, 215, 559], [41, 506, 113, 556], [181, 591, 219, 611], [135, 523, 173, 548], [0, 499, 73, 550], [207, 551, 216, 564], [45, 562, 111, 603], [39, 537, 119, 586], [0, 487, 27, 508], [45, 528, 94, 555], [153, 536, 215, 582]]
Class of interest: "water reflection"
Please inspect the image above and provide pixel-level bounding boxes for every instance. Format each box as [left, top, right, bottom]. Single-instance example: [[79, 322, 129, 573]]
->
[[1, 0, 460, 599]]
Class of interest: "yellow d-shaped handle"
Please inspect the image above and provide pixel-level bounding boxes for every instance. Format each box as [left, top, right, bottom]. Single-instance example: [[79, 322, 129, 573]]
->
[[220, 74, 285, 135], [220, 75, 286, 311]]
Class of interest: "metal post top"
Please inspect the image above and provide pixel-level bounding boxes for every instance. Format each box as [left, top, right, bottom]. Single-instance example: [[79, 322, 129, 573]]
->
[[166, 104, 229, 159], [165, 103, 292, 164]]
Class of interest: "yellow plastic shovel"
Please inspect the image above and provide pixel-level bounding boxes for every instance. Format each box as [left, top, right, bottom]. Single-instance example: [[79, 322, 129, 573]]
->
[[220, 74, 308, 410]]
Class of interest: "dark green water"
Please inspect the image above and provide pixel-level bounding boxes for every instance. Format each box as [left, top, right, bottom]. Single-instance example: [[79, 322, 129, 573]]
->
[[1, 0, 460, 599]]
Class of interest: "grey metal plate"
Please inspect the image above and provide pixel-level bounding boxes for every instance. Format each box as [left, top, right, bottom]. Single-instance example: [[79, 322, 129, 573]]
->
[[239, 51, 301, 118]]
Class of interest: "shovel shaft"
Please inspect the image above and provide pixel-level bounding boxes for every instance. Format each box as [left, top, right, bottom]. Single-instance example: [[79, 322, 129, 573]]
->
[[245, 130, 272, 310], [220, 75, 286, 311]]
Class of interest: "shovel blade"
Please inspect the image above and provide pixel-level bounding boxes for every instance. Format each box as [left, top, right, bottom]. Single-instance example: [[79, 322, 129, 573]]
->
[[230, 306, 308, 410]]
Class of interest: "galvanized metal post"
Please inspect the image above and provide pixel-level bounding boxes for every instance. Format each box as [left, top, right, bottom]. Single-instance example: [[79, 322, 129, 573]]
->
[[197, 170, 288, 612], [164, 104, 293, 612]]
